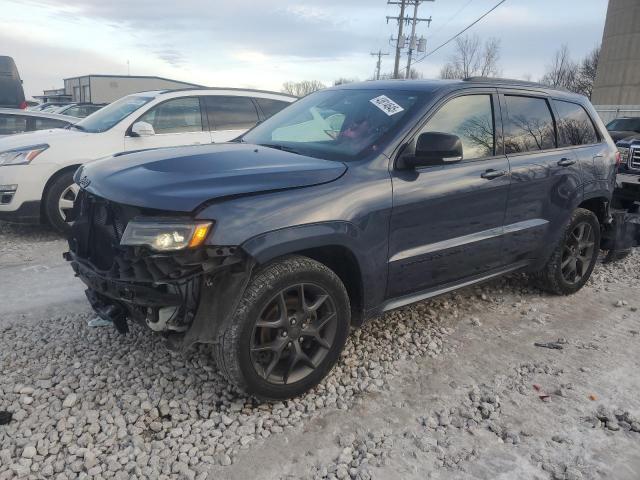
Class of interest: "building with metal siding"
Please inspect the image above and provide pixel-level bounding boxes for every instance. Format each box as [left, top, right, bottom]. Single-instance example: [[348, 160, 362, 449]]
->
[[36, 75, 202, 104]]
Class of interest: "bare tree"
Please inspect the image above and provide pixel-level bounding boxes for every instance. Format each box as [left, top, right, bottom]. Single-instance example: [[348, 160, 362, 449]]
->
[[575, 47, 599, 99], [540, 44, 578, 90], [281, 80, 326, 97], [540, 45, 600, 99], [439, 34, 501, 79]]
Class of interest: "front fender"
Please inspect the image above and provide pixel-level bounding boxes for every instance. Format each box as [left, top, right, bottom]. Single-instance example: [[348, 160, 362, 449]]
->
[[240, 221, 386, 312]]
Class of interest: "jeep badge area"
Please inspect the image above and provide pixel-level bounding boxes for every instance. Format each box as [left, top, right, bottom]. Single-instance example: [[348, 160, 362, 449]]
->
[[66, 79, 618, 399]]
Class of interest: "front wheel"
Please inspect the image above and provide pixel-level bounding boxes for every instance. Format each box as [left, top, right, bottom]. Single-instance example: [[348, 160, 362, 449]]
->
[[213, 256, 351, 400], [43, 171, 78, 234], [535, 208, 600, 295]]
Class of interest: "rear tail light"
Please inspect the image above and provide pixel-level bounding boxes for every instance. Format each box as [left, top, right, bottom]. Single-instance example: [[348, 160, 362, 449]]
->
[[19, 101, 27, 110], [615, 151, 621, 167]]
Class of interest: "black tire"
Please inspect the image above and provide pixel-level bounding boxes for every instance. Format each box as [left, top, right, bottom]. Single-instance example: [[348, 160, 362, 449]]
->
[[214, 255, 351, 400], [535, 208, 600, 295], [43, 171, 77, 234]]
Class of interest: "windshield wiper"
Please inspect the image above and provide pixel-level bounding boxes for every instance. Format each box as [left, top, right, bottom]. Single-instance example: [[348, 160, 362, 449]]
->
[[71, 124, 86, 131], [257, 143, 302, 155]]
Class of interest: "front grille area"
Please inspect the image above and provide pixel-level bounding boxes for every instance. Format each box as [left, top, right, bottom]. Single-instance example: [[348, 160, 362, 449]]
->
[[68, 190, 237, 284], [630, 147, 640, 171]]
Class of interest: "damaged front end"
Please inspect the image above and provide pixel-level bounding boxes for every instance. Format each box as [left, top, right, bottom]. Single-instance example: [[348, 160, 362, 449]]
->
[[64, 189, 254, 351]]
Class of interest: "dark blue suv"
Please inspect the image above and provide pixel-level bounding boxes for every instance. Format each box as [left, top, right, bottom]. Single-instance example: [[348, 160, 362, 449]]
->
[[66, 78, 618, 399]]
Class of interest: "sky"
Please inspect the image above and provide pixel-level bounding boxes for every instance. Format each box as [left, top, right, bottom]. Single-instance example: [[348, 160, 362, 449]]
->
[[1, 0, 609, 99]]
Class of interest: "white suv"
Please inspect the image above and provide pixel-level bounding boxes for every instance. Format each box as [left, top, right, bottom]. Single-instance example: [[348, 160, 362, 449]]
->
[[0, 88, 295, 231]]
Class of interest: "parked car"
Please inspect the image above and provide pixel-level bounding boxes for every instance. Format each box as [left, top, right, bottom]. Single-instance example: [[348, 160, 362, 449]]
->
[[53, 103, 106, 118], [0, 88, 295, 230], [0, 108, 78, 137], [0, 56, 26, 110], [64, 78, 617, 400], [606, 117, 640, 142], [29, 102, 73, 112], [613, 136, 640, 208]]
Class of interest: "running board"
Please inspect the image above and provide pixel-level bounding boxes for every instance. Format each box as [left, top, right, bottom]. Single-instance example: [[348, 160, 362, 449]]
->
[[381, 262, 529, 313]]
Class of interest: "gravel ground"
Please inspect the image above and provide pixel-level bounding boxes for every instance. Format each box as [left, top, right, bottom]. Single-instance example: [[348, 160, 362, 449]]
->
[[0, 222, 639, 479]]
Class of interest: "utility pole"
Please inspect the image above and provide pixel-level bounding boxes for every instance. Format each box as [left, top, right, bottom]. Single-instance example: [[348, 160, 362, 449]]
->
[[405, 1, 432, 79], [370, 50, 390, 80], [387, 0, 407, 79]]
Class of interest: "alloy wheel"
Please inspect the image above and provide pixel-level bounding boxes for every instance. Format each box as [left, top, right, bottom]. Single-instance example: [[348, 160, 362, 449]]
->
[[561, 221, 596, 284], [58, 183, 79, 223], [250, 283, 338, 385]]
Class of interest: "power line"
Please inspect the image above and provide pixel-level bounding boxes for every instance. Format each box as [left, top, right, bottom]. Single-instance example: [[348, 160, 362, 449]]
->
[[429, 0, 474, 36], [411, 0, 507, 66]]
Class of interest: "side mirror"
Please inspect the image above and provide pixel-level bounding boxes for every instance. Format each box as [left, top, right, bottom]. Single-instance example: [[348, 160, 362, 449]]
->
[[400, 132, 463, 169], [130, 121, 155, 137]]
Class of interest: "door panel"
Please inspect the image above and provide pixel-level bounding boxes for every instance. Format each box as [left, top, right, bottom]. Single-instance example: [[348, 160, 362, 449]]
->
[[388, 92, 510, 299], [501, 149, 581, 263], [500, 93, 583, 264], [389, 158, 510, 297]]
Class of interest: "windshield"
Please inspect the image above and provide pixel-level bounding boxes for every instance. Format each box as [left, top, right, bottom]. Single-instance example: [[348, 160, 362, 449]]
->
[[607, 118, 640, 132], [242, 88, 427, 161], [75, 94, 154, 133]]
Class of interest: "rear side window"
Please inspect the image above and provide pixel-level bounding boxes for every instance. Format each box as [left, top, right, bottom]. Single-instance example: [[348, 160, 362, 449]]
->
[[421, 94, 495, 160], [35, 118, 69, 130], [204, 96, 259, 131], [0, 114, 27, 135], [139, 97, 203, 134], [255, 98, 290, 119], [503, 95, 556, 153], [553, 100, 599, 146]]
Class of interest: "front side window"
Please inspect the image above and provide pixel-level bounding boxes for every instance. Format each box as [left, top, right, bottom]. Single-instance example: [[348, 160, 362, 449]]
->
[[75, 94, 154, 133], [421, 94, 494, 160], [242, 89, 426, 161], [205, 96, 259, 131], [0, 114, 27, 135], [554, 100, 599, 147], [503, 95, 556, 154], [139, 97, 203, 134]]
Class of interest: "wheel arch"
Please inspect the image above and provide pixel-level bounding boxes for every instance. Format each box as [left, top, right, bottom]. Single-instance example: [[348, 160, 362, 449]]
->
[[240, 222, 369, 326], [577, 195, 609, 225], [40, 164, 82, 220]]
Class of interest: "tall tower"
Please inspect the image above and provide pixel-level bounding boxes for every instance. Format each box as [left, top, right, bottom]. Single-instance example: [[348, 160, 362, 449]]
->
[[592, 0, 640, 106]]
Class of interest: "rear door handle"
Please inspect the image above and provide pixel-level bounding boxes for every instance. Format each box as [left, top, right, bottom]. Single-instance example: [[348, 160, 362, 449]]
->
[[557, 157, 576, 167], [481, 169, 507, 180]]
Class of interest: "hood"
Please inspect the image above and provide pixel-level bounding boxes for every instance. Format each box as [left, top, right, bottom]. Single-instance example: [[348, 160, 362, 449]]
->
[[609, 130, 640, 143], [0, 126, 83, 151], [77, 143, 347, 212], [615, 134, 640, 148]]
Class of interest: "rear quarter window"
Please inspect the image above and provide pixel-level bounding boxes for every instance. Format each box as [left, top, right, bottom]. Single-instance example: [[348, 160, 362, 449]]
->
[[553, 100, 599, 147]]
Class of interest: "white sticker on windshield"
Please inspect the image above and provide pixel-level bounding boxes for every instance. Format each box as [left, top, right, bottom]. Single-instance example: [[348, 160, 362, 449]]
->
[[370, 95, 404, 116]]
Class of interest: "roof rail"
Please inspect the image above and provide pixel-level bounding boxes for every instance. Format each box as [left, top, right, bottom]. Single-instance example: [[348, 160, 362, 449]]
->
[[463, 76, 546, 88], [156, 86, 298, 99]]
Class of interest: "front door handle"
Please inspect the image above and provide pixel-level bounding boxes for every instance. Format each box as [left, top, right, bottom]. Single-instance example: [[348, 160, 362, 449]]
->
[[481, 169, 507, 180], [557, 157, 576, 167]]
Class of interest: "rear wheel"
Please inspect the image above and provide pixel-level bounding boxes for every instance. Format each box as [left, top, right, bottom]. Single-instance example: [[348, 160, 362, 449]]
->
[[214, 255, 351, 400], [43, 171, 78, 234], [535, 208, 600, 295]]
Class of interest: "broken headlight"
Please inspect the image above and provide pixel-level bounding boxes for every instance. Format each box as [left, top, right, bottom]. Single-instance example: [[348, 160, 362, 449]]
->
[[120, 220, 212, 251]]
